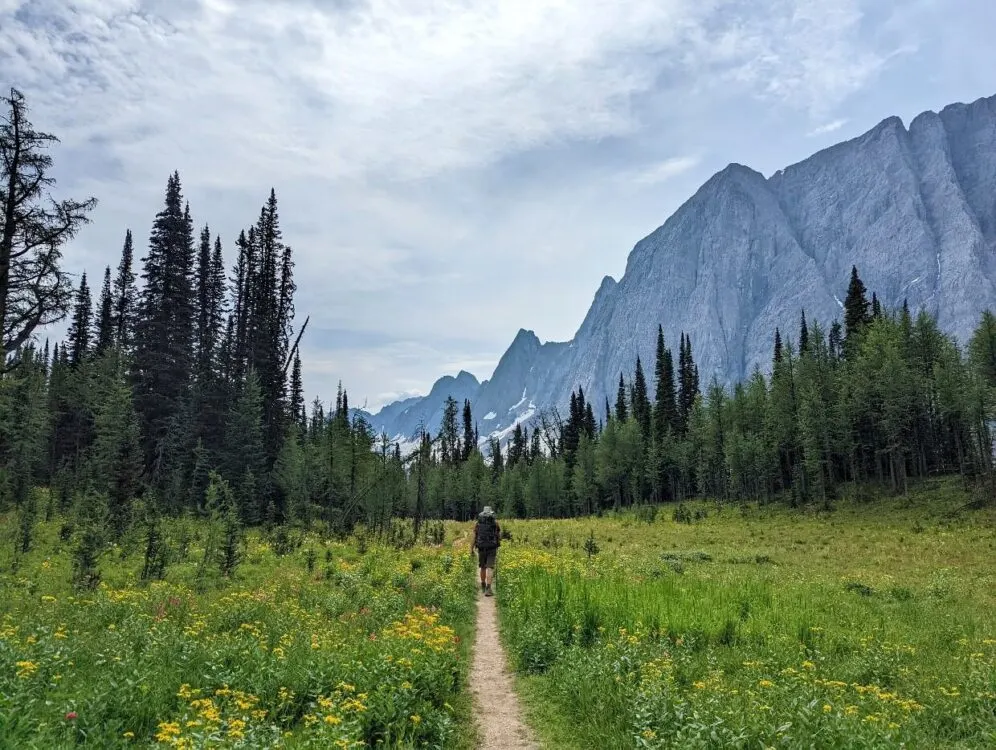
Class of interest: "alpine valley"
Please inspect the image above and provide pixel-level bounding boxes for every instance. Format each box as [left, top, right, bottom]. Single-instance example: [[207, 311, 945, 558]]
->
[[360, 93, 996, 446]]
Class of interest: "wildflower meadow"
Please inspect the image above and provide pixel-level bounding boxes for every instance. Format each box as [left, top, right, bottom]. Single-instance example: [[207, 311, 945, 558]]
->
[[0, 513, 477, 749], [496, 479, 996, 749]]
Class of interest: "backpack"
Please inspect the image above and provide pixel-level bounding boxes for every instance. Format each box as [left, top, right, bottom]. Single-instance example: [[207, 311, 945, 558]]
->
[[475, 513, 499, 548]]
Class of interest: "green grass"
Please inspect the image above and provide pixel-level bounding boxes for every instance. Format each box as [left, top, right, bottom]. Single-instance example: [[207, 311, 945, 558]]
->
[[496, 478, 996, 749], [0, 512, 478, 749]]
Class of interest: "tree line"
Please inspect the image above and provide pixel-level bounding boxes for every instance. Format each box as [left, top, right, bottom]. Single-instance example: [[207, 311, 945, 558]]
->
[[412, 267, 996, 518], [3, 88, 996, 581]]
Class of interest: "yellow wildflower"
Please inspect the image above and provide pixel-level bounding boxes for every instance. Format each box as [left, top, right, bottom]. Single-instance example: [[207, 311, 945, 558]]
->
[[155, 721, 181, 742]]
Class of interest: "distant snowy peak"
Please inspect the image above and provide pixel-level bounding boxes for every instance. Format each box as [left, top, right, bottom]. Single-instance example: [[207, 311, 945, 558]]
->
[[367, 92, 996, 446]]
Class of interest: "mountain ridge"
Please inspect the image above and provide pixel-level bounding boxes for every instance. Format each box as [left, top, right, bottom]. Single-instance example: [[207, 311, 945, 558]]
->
[[363, 93, 996, 446]]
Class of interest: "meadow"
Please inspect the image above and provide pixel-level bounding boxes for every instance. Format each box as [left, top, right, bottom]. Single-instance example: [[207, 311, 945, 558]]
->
[[0, 509, 477, 749], [496, 479, 996, 749]]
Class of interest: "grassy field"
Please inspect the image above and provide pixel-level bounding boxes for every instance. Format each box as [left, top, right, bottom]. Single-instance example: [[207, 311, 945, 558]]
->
[[496, 479, 996, 749], [0, 511, 478, 749]]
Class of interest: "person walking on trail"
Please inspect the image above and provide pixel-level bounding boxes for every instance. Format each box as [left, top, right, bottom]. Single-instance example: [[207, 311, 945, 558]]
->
[[472, 506, 501, 597]]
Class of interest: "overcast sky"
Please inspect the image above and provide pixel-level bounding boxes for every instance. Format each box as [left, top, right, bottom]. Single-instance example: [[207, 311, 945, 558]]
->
[[2, 0, 994, 411]]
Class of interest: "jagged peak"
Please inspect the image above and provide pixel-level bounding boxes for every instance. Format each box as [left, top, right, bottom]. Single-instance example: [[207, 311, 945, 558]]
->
[[510, 328, 541, 348], [697, 162, 767, 195], [869, 115, 906, 136]]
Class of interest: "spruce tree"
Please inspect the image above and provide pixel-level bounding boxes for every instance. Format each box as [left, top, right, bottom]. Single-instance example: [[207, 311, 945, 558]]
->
[[489, 437, 504, 480], [88, 352, 142, 537], [615, 373, 629, 422], [462, 399, 475, 460], [67, 273, 92, 367], [94, 266, 115, 355], [828, 321, 844, 359], [195, 224, 214, 377], [799, 310, 810, 354], [440, 396, 460, 464], [584, 401, 597, 437], [133, 172, 197, 475], [223, 369, 267, 523], [112, 230, 138, 349], [678, 334, 700, 432], [652, 331, 678, 440], [844, 265, 871, 349], [632, 356, 651, 435], [530, 429, 542, 462], [289, 352, 305, 429], [773, 328, 783, 365], [564, 391, 580, 455]]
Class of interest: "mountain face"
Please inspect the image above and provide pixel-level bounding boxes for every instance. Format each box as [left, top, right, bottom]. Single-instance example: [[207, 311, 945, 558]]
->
[[367, 94, 996, 445]]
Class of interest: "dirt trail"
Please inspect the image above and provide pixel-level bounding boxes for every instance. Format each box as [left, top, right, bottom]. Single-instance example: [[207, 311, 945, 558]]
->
[[469, 589, 540, 749]]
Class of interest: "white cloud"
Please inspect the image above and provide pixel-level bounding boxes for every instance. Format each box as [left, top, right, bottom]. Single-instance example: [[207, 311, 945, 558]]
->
[[807, 118, 850, 136], [629, 156, 702, 185], [0, 0, 934, 408], [1, 0, 889, 182]]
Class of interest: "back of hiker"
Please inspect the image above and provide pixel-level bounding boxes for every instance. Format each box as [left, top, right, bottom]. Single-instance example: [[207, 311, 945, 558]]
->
[[472, 506, 501, 596]]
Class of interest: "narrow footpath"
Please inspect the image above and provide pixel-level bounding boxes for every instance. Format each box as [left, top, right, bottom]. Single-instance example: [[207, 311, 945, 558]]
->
[[469, 590, 540, 749]]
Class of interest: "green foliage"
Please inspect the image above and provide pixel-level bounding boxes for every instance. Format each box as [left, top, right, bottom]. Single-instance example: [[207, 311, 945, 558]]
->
[[583, 530, 599, 558], [500, 486, 996, 749], [0, 514, 477, 749]]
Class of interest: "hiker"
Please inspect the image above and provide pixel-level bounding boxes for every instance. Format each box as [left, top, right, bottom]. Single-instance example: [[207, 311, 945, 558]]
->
[[471, 505, 501, 596]]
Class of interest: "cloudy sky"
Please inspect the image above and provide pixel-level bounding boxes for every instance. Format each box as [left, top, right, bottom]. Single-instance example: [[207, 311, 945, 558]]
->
[[2, 0, 994, 411]]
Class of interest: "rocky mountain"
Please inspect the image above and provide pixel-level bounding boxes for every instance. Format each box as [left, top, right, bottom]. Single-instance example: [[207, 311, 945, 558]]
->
[[365, 93, 996, 446]]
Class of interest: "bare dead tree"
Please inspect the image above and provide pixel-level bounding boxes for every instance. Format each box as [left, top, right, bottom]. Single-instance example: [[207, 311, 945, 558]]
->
[[280, 314, 309, 377], [538, 406, 564, 458], [1, 88, 97, 367]]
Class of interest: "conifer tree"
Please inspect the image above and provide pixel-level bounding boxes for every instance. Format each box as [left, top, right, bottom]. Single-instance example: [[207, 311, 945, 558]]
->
[[440, 396, 460, 464], [94, 266, 115, 355], [678, 334, 700, 432], [88, 352, 142, 537], [773, 327, 783, 365], [0, 88, 97, 360], [223, 369, 267, 523], [133, 172, 197, 475], [564, 391, 581, 457], [509, 424, 526, 466], [530, 429, 542, 463], [829, 321, 844, 359], [844, 265, 871, 350], [799, 310, 810, 354], [489, 437, 504, 481], [195, 224, 214, 377], [462, 399, 475, 460], [615, 373, 629, 422], [632, 356, 651, 435], [969, 310, 996, 388], [67, 273, 92, 367], [289, 352, 305, 429], [112, 230, 138, 349]]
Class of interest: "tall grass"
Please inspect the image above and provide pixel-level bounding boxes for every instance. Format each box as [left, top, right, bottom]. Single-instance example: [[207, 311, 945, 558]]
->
[[0, 516, 478, 748], [497, 479, 996, 749]]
